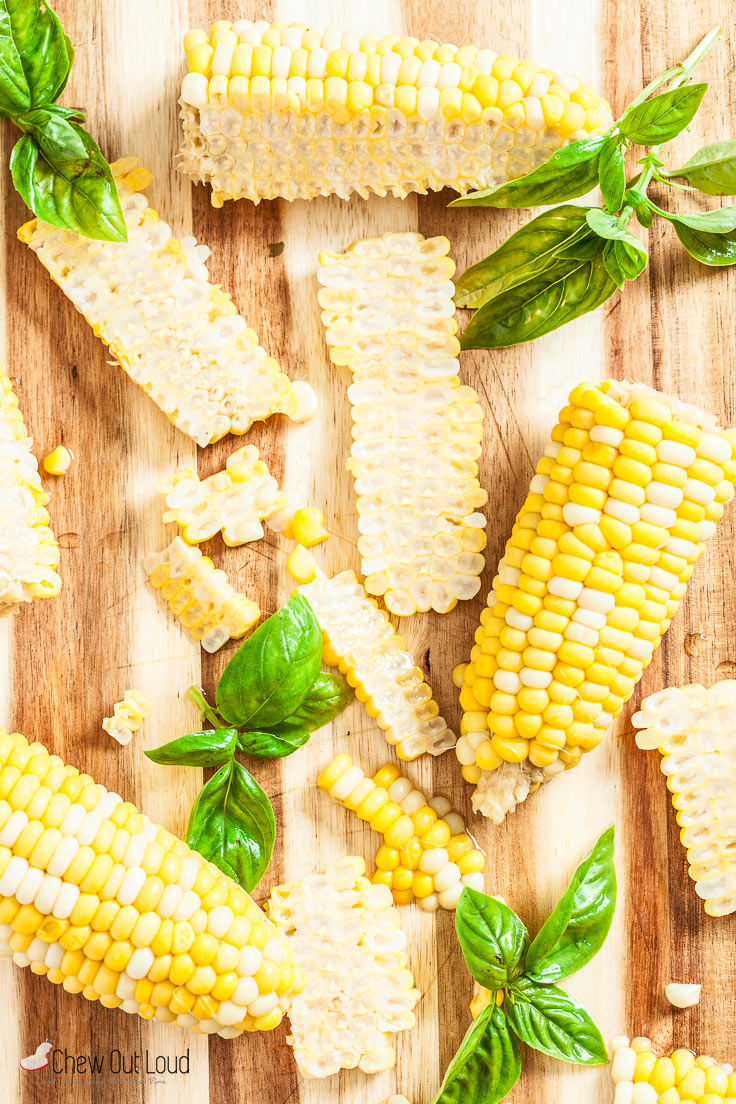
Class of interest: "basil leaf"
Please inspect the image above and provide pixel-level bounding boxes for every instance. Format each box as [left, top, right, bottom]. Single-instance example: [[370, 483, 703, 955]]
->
[[236, 728, 311, 759], [619, 83, 707, 145], [216, 594, 323, 730], [432, 1002, 521, 1104], [0, 0, 31, 114], [455, 888, 529, 988], [635, 204, 653, 228], [144, 728, 238, 768], [266, 673, 353, 736], [186, 760, 275, 892], [602, 238, 647, 286], [449, 137, 606, 209], [505, 979, 608, 1065], [602, 241, 625, 289], [667, 139, 736, 195], [598, 139, 627, 212], [672, 220, 736, 266], [526, 826, 617, 985], [0, 0, 72, 113], [652, 203, 736, 233]]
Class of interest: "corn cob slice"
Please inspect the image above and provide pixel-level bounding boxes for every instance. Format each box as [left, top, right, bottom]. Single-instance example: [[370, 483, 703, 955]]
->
[[144, 535, 260, 652], [0, 728, 301, 1035], [610, 1036, 736, 1102], [0, 366, 61, 614], [456, 380, 736, 823], [102, 690, 154, 747], [266, 856, 420, 1077], [179, 20, 613, 206], [632, 680, 736, 917], [18, 157, 316, 447], [318, 231, 487, 615]]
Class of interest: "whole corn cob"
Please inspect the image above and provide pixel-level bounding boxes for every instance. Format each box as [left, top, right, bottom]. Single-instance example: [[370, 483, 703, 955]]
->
[[145, 535, 260, 652], [19, 158, 316, 447], [179, 20, 613, 206], [0, 367, 61, 614], [610, 1036, 736, 1103], [318, 231, 487, 615], [456, 380, 736, 823], [632, 680, 736, 917], [266, 856, 420, 1077], [102, 690, 154, 748], [0, 728, 302, 1035]]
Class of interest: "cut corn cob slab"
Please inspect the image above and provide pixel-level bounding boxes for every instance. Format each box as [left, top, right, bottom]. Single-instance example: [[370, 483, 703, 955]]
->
[[632, 680, 736, 917], [456, 380, 736, 823], [102, 690, 154, 747], [145, 535, 260, 652], [0, 728, 301, 1036], [266, 856, 420, 1077], [179, 20, 613, 206], [610, 1035, 736, 1102], [299, 568, 455, 758], [318, 232, 487, 615], [0, 366, 61, 614], [18, 158, 315, 447]]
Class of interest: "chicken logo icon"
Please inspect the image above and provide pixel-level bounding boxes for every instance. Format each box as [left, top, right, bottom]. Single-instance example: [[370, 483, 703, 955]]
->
[[20, 1040, 53, 1071]]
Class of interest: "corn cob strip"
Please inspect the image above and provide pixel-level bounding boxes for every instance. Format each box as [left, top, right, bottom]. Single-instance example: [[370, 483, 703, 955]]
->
[[0, 367, 61, 614], [18, 158, 316, 447], [610, 1036, 736, 1103], [0, 728, 302, 1035], [145, 536, 260, 652], [266, 856, 420, 1078], [318, 232, 487, 615], [318, 755, 484, 910], [456, 380, 736, 823], [632, 680, 736, 917], [179, 20, 612, 206], [102, 690, 154, 747]]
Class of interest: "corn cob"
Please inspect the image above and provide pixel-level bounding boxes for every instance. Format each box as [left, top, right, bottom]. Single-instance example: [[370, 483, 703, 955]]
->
[[266, 856, 420, 1078], [610, 1036, 736, 1103], [144, 536, 260, 652], [0, 367, 61, 614], [632, 680, 736, 917], [102, 690, 154, 748], [456, 380, 736, 823], [179, 20, 612, 206], [299, 567, 455, 758], [18, 158, 316, 447], [318, 231, 487, 615], [0, 728, 302, 1035], [318, 755, 484, 910]]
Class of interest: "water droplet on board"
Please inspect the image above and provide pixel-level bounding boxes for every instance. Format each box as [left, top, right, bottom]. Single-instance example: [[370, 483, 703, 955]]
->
[[684, 632, 707, 658], [57, 532, 80, 549]]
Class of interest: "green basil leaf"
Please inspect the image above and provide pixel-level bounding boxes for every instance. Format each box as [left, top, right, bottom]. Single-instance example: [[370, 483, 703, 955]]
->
[[667, 139, 736, 195], [449, 137, 607, 209], [619, 83, 707, 145], [672, 220, 736, 266], [652, 203, 736, 233], [455, 888, 529, 988], [186, 760, 275, 892], [236, 728, 311, 759], [144, 728, 238, 768], [635, 204, 653, 228], [216, 593, 323, 730], [505, 979, 608, 1065], [602, 241, 625, 289], [267, 673, 353, 736], [526, 826, 617, 985], [432, 1002, 521, 1104], [0, 0, 32, 114], [598, 139, 627, 212], [603, 238, 647, 286], [0, 0, 72, 113]]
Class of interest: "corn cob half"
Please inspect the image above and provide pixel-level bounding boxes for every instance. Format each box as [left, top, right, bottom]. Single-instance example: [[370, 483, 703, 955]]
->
[[18, 158, 316, 447], [318, 231, 487, 615], [456, 380, 736, 823], [179, 20, 612, 206], [0, 728, 302, 1035], [610, 1035, 736, 1102]]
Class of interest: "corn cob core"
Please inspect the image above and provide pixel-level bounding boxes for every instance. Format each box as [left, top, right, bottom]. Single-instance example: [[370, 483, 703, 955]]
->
[[102, 690, 154, 748], [456, 380, 736, 823], [610, 1036, 736, 1102], [318, 232, 487, 615], [18, 157, 315, 447], [632, 680, 736, 917], [179, 20, 612, 206], [0, 367, 60, 614], [266, 856, 420, 1078], [145, 535, 260, 652], [0, 729, 302, 1035], [299, 570, 455, 758]]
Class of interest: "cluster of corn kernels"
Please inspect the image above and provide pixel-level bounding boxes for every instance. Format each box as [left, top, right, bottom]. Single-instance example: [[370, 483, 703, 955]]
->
[[102, 690, 154, 748], [144, 536, 260, 652], [0, 729, 302, 1035], [0, 366, 61, 614], [611, 1036, 736, 1102], [299, 570, 455, 758], [179, 20, 612, 205], [318, 232, 487, 616], [632, 680, 736, 917], [266, 856, 420, 1078], [19, 158, 315, 447], [318, 756, 484, 910], [457, 380, 736, 823]]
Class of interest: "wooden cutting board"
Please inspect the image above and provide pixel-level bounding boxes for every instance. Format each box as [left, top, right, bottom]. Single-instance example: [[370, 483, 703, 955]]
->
[[1, 0, 734, 1101]]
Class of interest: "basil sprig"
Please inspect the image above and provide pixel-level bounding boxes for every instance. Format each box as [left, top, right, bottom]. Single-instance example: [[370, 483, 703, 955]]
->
[[433, 827, 616, 1104]]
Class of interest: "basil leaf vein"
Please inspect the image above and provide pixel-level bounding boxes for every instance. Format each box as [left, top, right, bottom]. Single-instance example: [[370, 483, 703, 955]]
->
[[144, 728, 239, 768]]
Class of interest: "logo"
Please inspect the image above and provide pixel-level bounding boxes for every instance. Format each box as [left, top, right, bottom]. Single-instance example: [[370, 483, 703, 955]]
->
[[20, 1040, 53, 1072]]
